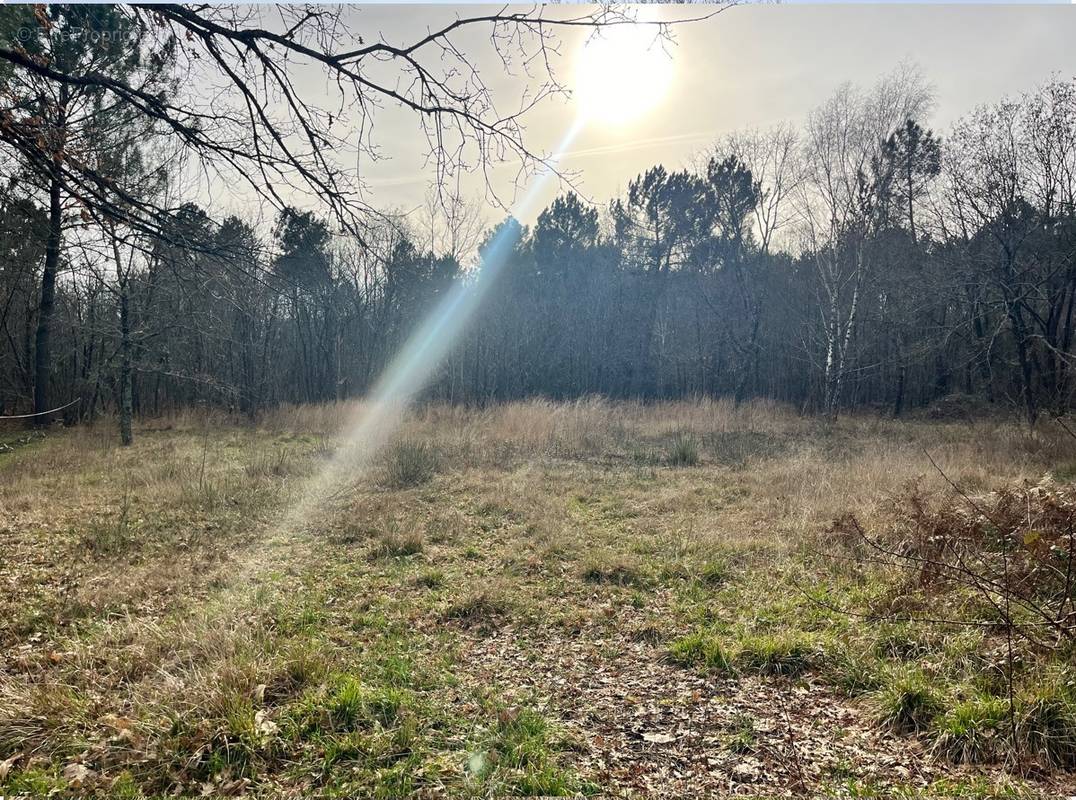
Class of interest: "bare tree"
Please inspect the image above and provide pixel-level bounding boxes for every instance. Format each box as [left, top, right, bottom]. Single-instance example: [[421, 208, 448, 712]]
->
[[1, 4, 718, 241], [796, 65, 933, 416], [947, 80, 1076, 423], [415, 187, 487, 267], [711, 123, 802, 255]]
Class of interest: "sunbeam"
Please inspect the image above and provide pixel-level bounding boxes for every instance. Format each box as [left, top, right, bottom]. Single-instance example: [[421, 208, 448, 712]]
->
[[276, 116, 588, 533]]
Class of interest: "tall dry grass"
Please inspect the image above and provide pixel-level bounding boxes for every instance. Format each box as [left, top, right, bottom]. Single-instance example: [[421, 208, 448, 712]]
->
[[252, 397, 1076, 522], [15, 399, 1072, 537], [8, 399, 1073, 516]]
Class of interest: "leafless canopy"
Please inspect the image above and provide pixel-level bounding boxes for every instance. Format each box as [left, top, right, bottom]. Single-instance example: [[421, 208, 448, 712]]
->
[[0, 3, 723, 243]]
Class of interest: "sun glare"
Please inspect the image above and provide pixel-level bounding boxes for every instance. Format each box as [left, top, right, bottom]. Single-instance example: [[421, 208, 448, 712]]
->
[[575, 23, 675, 126]]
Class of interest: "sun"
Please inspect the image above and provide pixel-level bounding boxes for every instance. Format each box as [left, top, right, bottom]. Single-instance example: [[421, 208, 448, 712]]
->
[[574, 23, 675, 126]]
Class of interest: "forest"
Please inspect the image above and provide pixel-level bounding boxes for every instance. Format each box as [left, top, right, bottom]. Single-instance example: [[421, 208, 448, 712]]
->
[[2, 6, 1075, 431]]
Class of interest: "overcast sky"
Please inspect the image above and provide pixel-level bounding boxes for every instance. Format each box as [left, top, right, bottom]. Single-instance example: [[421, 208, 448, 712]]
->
[[209, 3, 1076, 232]]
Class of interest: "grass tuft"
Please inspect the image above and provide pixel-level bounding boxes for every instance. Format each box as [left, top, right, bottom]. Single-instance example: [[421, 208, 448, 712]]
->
[[735, 631, 821, 677], [875, 668, 946, 734], [698, 560, 729, 587], [669, 631, 733, 673], [932, 694, 1008, 764], [725, 712, 758, 754], [443, 590, 509, 626], [665, 433, 700, 467], [413, 568, 445, 589], [872, 623, 928, 661], [1015, 678, 1076, 768], [382, 440, 437, 488], [469, 706, 586, 796], [581, 555, 648, 587], [824, 647, 883, 697], [79, 517, 134, 556], [368, 524, 424, 560], [244, 448, 292, 478]]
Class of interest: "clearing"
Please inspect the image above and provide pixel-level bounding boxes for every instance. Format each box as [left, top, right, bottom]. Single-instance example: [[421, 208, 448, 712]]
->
[[1, 399, 1074, 798]]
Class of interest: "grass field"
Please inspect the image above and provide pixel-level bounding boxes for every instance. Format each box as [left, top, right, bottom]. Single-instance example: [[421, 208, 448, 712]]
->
[[1, 399, 1075, 798]]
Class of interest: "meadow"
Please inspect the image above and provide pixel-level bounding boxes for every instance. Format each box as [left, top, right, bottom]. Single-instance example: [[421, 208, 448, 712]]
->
[[1, 399, 1074, 798]]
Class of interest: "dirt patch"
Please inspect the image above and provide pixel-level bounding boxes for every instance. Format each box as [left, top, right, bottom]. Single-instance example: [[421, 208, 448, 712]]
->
[[458, 624, 1075, 797]]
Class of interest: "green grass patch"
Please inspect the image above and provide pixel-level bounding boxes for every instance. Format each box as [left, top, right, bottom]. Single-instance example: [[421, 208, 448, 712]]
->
[[1015, 675, 1076, 767], [875, 667, 946, 734], [413, 568, 445, 589], [823, 646, 884, 697], [669, 627, 823, 678], [932, 693, 1010, 764], [724, 712, 757, 754], [735, 631, 822, 677], [467, 706, 593, 797], [668, 631, 733, 673]]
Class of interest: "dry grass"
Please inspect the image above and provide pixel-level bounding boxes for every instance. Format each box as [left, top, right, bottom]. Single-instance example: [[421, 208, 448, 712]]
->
[[1, 400, 1074, 798]]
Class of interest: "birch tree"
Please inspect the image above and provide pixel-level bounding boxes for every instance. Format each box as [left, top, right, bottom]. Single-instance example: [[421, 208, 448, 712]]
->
[[797, 65, 933, 416]]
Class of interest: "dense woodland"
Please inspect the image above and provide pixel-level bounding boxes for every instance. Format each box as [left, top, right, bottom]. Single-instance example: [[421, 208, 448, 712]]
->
[[3, 7, 1076, 432]]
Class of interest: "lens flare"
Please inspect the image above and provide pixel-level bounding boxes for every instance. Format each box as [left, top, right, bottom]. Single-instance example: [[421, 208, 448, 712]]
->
[[274, 117, 587, 535]]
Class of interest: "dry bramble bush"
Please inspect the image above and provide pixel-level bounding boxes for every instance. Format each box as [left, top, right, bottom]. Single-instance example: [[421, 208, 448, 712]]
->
[[835, 479, 1076, 649]]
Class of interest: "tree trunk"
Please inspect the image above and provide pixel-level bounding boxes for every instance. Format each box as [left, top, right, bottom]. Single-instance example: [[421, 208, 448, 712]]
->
[[892, 364, 906, 417], [119, 277, 133, 446], [1006, 299, 1038, 428], [32, 170, 63, 425]]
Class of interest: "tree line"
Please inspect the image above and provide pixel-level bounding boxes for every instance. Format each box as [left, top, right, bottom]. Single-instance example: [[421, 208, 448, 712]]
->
[[2, 7, 1075, 436]]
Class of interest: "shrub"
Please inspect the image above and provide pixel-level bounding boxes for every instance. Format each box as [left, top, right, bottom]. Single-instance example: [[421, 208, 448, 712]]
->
[[836, 479, 1076, 650], [383, 440, 437, 488]]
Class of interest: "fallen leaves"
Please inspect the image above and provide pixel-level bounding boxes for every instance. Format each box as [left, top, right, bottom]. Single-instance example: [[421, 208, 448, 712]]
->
[[199, 776, 250, 796], [641, 731, 676, 744], [62, 762, 95, 787], [0, 753, 20, 782], [254, 709, 278, 737], [454, 611, 1065, 798]]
